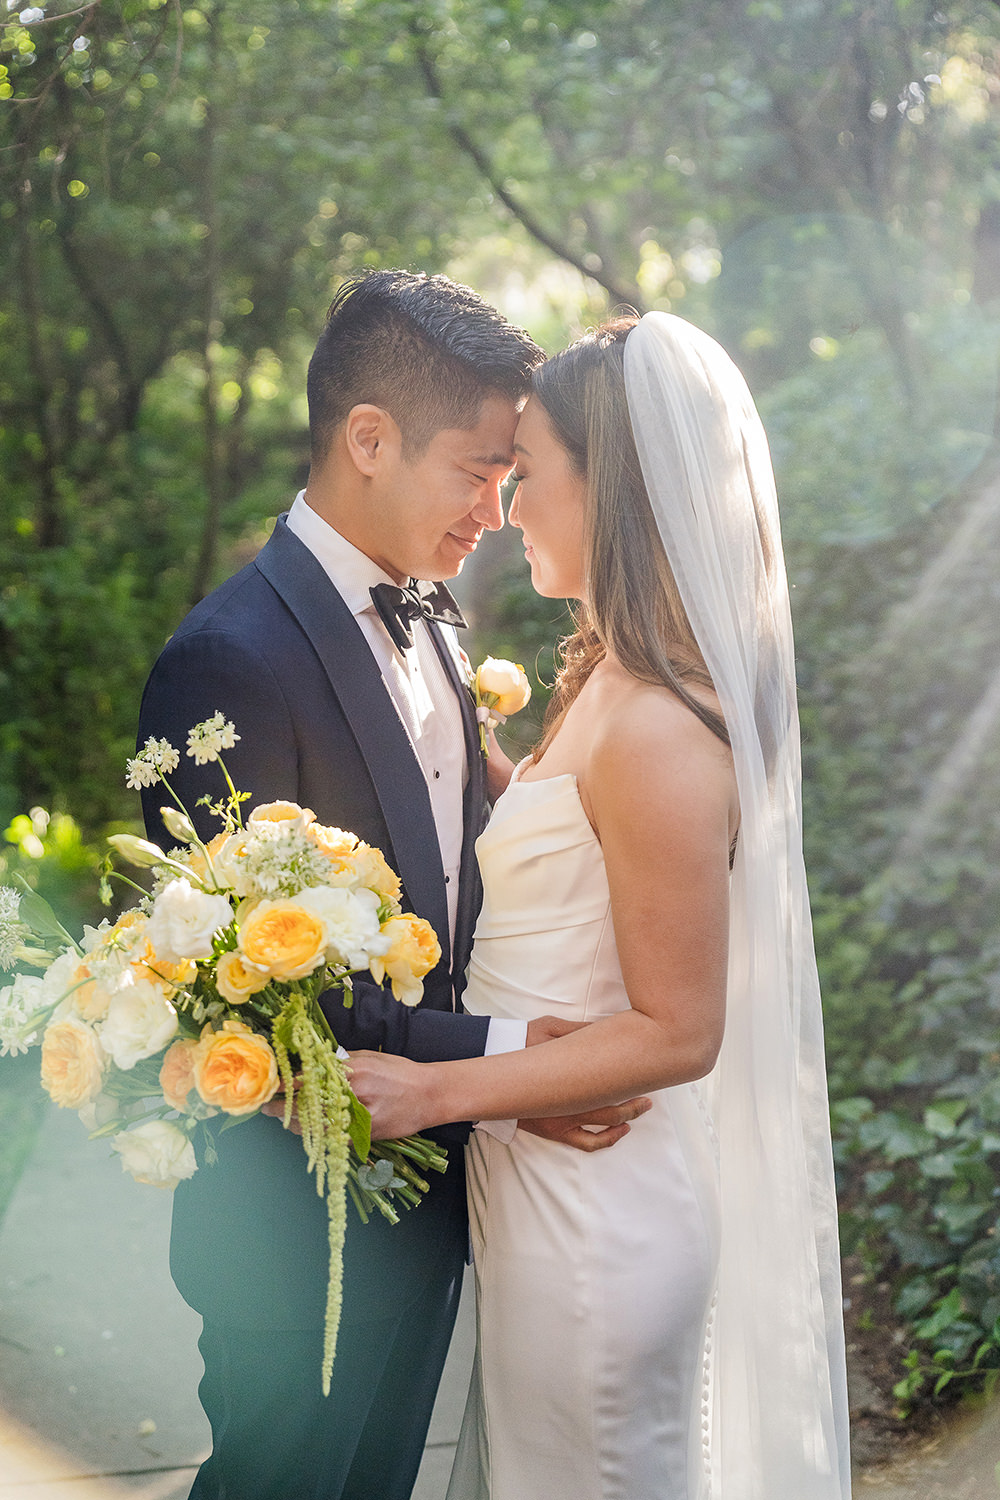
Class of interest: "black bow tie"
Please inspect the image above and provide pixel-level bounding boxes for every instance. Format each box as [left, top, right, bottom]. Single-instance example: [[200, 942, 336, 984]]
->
[[369, 579, 468, 653]]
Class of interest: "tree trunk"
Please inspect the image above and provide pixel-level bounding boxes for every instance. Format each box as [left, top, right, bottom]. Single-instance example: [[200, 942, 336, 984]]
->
[[189, 5, 225, 607]]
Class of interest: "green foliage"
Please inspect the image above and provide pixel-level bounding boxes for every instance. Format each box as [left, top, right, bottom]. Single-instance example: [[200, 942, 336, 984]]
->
[[837, 1073, 1000, 1410], [1, 805, 105, 931], [793, 427, 1000, 1410]]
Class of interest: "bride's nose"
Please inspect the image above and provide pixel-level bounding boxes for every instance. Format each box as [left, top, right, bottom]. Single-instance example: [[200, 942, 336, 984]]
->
[[508, 484, 522, 528]]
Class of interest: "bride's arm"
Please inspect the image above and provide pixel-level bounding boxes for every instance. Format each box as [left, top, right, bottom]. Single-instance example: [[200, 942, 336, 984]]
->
[[350, 698, 737, 1138]]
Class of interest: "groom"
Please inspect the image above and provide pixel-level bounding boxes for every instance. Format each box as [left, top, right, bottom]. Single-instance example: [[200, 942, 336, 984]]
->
[[137, 271, 644, 1500]]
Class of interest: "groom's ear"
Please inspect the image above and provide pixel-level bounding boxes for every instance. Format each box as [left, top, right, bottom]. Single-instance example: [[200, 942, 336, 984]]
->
[[344, 403, 400, 478]]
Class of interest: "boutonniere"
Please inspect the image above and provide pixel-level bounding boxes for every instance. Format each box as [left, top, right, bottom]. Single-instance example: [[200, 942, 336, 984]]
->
[[470, 657, 532, 756]]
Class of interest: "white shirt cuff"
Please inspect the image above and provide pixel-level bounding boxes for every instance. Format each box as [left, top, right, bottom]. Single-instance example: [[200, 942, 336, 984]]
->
[[474, 1018, 528, 1144], [484, 1018, 528, 1057]]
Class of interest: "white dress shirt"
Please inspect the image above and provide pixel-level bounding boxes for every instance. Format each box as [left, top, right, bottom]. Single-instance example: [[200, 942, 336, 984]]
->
[[285, 495, 525, 1125]]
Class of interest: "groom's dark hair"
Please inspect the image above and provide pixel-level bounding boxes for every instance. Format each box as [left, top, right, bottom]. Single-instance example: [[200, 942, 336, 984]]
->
[[307, 269, 543, 463]]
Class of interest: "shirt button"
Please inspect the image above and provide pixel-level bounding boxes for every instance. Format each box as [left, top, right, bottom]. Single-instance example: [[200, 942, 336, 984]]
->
[[445, 875, 451, 884], [433, 770, 440, 779]]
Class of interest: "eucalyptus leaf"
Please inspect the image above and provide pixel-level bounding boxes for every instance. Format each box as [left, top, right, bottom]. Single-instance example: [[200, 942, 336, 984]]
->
[[357, 1158, 395, 1192]]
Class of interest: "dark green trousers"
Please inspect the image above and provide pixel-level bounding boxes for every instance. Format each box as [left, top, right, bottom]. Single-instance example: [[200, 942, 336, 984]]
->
[[187, 1231, 465, 1500]]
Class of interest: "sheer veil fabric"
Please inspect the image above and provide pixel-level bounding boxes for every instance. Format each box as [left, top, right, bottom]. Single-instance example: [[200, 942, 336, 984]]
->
[[623, 314, 851, 1499]]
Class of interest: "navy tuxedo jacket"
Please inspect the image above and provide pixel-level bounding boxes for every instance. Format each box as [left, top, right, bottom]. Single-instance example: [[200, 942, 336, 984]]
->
[[137, 516, 491, 1326]]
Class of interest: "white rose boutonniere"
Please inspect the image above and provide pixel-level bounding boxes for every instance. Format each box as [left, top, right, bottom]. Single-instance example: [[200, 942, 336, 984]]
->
[[472, 657, 532, 756]]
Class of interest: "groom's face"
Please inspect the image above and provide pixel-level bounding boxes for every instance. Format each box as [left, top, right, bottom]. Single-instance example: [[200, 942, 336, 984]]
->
[[371, 395, 519, 581]]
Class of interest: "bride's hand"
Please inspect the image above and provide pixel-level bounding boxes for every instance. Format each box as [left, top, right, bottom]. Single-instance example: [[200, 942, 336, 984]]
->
[[521, 1013, 652, 1151], [347, 1050, 435, 1140]]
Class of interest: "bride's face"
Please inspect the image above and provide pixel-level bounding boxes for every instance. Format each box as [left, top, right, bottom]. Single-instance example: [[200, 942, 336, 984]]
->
[[508, 396, 587, 600]]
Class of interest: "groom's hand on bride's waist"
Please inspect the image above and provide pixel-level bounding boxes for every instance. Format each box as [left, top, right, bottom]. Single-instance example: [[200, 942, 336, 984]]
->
[[519, 1015, 652, 1153]]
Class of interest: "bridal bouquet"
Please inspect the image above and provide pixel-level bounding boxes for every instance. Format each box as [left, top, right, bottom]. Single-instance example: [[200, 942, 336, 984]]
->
[[0, 714, 446, 1394]]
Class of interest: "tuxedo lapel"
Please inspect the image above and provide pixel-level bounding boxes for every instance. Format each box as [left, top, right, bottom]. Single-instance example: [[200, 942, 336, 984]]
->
[[427, 622, 487, 988], [254, 519, 451, 972]]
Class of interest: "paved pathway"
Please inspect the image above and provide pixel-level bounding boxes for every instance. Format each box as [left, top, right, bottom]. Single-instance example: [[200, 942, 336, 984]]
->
[[3, 1103, 1000, 1498], [0, 1103, 471, 1499]]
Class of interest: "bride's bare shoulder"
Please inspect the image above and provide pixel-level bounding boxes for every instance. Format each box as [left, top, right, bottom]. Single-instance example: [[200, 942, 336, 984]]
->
[[585, 663, 727, 757], [583, 664, 735, 814]]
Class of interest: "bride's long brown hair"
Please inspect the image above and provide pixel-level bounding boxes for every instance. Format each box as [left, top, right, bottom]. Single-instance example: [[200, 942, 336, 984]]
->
[[531, 316, 729, 760]]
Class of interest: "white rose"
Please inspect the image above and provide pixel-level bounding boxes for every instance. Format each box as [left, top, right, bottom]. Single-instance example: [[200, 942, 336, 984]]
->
[[77, 1092, 121, 1133], [38, 948, 82, 1009], [99, 977, 179, 1070], [475, 657, 531, 715], [80, 918, 113, 950], [0, 972, 46, 1054], [7, 971, 45, 1012], [247, 801, 315, 835], [111, 1120, 197, 1190], [295, 886, 388, 970], [205, 832, 248, 892], [147, 879, 233, 962]]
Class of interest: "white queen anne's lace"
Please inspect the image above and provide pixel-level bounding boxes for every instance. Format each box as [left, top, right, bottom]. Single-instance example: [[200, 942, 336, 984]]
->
[[238, 826, 333, 899], [186, 713, 240, 766], [0, 886, 31, 971], [125, 737, 180, 790]]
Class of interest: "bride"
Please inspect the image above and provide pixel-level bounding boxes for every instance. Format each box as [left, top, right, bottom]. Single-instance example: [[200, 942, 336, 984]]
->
[[348, 312, 851, 1499]]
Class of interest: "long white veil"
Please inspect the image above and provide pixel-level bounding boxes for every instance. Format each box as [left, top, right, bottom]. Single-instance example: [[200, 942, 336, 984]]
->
[[624, 313, 851, 1499]]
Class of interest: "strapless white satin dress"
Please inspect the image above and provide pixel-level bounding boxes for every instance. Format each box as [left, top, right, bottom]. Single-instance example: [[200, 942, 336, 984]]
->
[[446, 764, 722, 1500]]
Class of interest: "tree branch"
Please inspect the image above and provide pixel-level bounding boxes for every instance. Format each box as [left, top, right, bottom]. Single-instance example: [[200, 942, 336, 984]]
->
[[411, 27, 643, 312]]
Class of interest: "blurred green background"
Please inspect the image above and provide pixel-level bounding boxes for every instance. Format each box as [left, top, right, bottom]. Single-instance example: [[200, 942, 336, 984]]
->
[[3, 0, 1000, 1417]]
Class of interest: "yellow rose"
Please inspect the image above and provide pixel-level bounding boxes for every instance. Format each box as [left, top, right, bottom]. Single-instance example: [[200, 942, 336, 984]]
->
[[322, 840, 401, 901], [71, 962, 113, 1021], [306, 823, 358, 860], [238, 899, 328, 980], [193, 1019, 279, 1116], [346, 844, 402, 902], [369, 913, 441, 1006], [475, 657, 532, 716], [215, 948, 270, 1005], [108, 910, 148, 941], [205, 829, 239, 857], [185, 830, 242, 885], [132, 942, 197, 998], [159, 1037, 199, 1111], [40, 1017, 106, 1109], [309, 826, 402, 902], [180, 847, 208, 883]]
